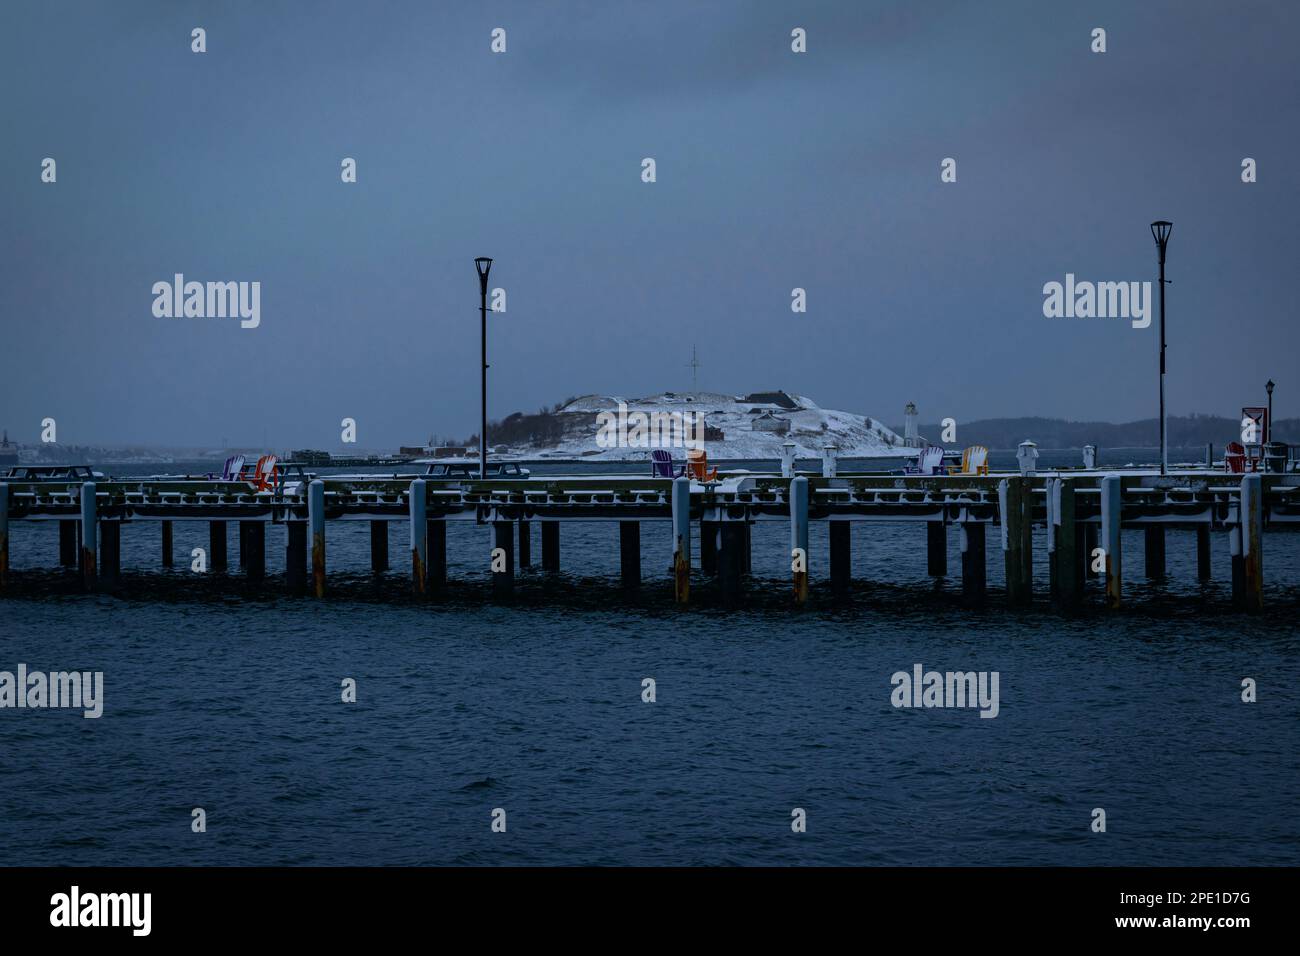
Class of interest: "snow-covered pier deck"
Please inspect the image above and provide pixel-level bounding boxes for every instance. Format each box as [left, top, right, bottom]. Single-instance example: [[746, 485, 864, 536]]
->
[[1, 470, 1296, 611]]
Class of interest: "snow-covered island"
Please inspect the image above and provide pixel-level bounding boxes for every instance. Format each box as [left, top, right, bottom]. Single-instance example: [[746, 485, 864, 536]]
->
[[492, 391, 911, 462]]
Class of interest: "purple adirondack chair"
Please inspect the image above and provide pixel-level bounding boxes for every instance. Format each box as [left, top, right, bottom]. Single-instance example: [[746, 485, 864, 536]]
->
[[904, 445, 945, 476], [651, 449, 685, 478]]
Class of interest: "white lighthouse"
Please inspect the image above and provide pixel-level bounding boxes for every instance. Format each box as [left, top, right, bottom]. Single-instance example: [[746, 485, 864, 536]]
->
[[904, 402, 920, 447]]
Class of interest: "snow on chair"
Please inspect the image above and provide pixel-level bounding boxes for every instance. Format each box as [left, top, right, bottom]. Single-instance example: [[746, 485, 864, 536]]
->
[[219, 454, 246, 481], [905, 445, 946, 476], [948, 445, 989, 476], [242, 454, 279, 491]]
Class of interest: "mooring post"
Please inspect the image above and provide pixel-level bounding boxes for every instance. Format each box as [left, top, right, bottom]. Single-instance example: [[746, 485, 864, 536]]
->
[[1055, 478, 1081, 611], [60, 519, 77, 567], [1241, 473, 1263, 613], [790, 475, 809, 604], [927, 521, 947, 577], [518, 520, 531, 569], [79, 481, 97, 591], [960, 522, 986, 606], [209, 521, 228, 573], [286, 522, 307, 591], [542, 522, 560, 572], [1101, 475, 1122, 608], [1196, 524, 1211, 581], [829, 521, 851, 598], [999, 478, 1031, 605], [100, 520, 120, 583], [619, 520, 640, 592], [700, 520, 719, 575], [672, 475, 691, 604], [1144, 525, 1166, 579], [308, 479, 326, 598], [719, 522, 745, 604], [0, 483, 9, 591], [370, 520, 389, 573], [492, 521, 514, 599], [244, 521, 265, 579], [409, 479, 426, 595], [161, 520, 173, 568]]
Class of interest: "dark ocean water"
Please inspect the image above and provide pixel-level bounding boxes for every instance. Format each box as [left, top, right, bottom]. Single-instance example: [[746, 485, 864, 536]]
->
[[2, 450, 1298, 866]]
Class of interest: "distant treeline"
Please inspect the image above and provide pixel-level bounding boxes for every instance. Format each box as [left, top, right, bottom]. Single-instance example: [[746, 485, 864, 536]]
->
[[889, 414, 1298, 451]]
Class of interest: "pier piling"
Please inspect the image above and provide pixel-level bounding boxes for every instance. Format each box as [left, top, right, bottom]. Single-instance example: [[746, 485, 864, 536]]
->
[[518, 520, 531, 569], [0, 484, 9, 591], [926, 521, 946, 577], [244, 522, 265, 579], [790, 476, 809, 605], [1196, 525, 1211, 581], [100, 521, 121, 583], [209, 521, 228, 574], [960, 523, 986, 607], [161, 520, 173, 567], [1101, 475, 1122, 608], [308, 479, 326, 598], [1054, 479, 1081, 611], [700, 520, 719, 575], [492, 521, 514, 599], [1000, 478, 1032, 605], [370, 520, 389, 573], [79, 482, 97, 591], [59, 519, 77, 566], [619, 521, 640, 591], [1241, 474, 1263, 613], [238, 521, 248, 569], [719, 522, 745, 604], [542, 522, 560, 572], [286, 523, 307, 591], [1084, 524, 1099, 580], [409, 479, 426, 595], [672, 476, 690, 605], [1144, 526, 1166, 579], [427, 520, 446, 590], [829, 521, 851, 598]]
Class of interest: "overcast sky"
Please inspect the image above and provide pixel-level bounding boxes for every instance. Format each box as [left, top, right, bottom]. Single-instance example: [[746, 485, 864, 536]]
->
[[2, 0, 1297, 448]]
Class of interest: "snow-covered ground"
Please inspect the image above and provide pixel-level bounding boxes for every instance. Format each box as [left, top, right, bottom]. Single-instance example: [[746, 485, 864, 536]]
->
[[508, 391, 909, 461]]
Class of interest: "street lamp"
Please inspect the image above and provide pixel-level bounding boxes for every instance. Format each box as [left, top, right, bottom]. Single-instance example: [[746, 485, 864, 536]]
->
[[475, 256, 493, 480], [1266, 379, 1275, 444], [1150, 220, 1172, 475]]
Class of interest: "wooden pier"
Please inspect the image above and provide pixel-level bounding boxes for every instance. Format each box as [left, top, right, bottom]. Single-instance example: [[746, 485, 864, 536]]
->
[[0, 470, 1296, 611]]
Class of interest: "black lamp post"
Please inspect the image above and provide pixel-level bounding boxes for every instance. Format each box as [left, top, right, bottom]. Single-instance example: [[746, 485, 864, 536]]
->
[[1150, 221, 1172, 475], [475, 256, 493, 480], [1266, 379, 1275, 444]]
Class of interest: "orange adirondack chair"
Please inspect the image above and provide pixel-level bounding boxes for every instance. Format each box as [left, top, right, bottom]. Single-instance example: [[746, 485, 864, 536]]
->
[[686, 448, 719, 482], [1224, 441, 1247, 474], [947, 445, 989, 476], [240, 454, 279, 491]]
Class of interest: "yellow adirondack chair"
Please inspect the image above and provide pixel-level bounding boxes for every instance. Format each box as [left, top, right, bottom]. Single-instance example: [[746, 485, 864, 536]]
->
[[948, 445, 989, 476]]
